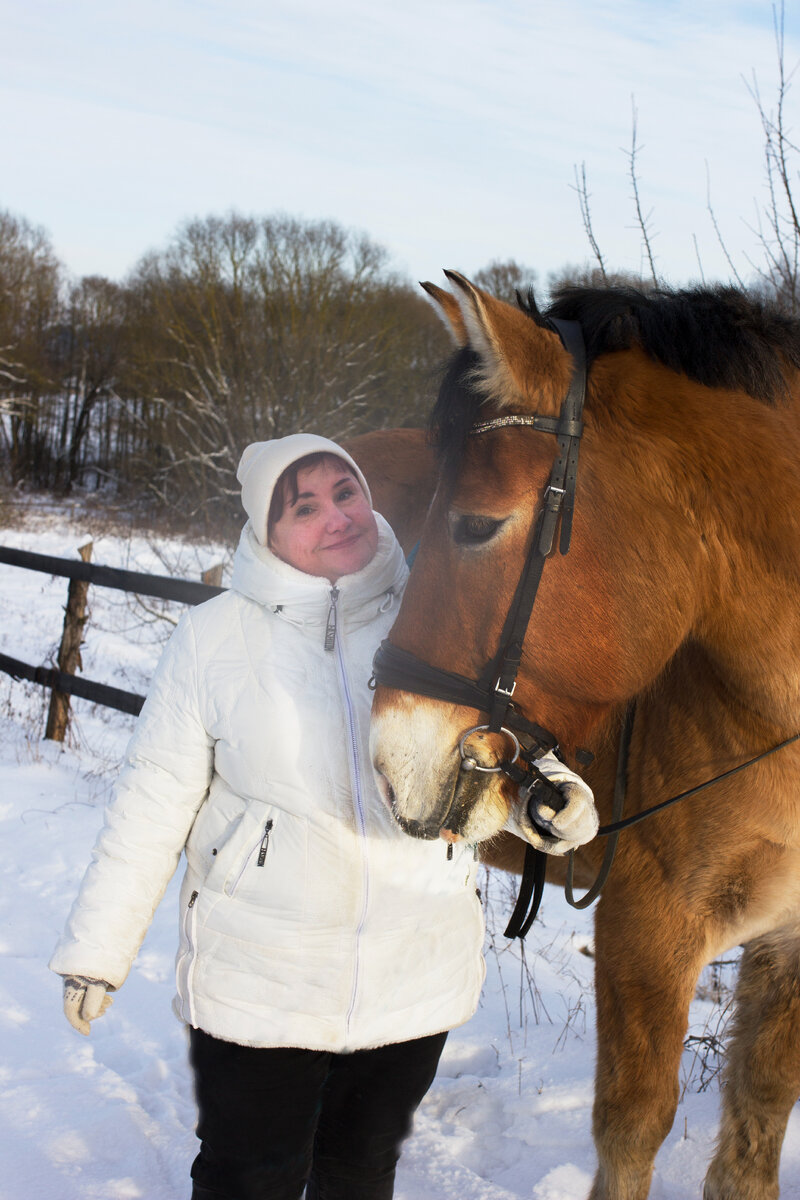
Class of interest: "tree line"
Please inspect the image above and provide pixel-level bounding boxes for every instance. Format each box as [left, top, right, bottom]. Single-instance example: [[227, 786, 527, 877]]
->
[[1, 211, 487, 532], [0, 200, 672, 532]]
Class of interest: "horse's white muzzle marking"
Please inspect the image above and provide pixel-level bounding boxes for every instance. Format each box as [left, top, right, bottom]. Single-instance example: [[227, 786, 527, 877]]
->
[[370, 695, 510, 843]]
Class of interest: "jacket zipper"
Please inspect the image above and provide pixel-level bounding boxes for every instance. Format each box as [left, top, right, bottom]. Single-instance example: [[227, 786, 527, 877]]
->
[[331, 599, 369, 1037], [325, 585, 339, 651]]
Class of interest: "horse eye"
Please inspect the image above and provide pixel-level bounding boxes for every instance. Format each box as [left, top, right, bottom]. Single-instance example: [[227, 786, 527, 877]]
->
[[452, 514, 504, 546]]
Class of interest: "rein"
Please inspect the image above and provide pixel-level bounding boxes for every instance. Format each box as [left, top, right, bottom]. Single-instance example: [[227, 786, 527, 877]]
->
[[597, 724, 800, 839], [553, 711, 800, 919]]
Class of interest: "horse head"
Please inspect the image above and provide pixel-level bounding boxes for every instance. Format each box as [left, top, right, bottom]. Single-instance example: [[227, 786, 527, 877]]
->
[[370, 272, 723, 844]]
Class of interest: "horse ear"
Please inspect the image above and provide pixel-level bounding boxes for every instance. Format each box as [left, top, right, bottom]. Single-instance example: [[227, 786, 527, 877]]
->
[[419, 280, 469, 347], [443, 269, 569, 411]]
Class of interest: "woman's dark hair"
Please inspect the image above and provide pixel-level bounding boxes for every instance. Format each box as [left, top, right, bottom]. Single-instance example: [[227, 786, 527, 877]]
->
[[267, 452, 358, 540]]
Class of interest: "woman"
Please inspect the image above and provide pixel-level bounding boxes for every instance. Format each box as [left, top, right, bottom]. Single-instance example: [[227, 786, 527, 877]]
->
[[50, 434, 598, 1200]]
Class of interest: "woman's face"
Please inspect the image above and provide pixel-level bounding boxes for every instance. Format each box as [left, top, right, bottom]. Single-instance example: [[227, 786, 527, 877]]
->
[[269, 460, 379, 582]]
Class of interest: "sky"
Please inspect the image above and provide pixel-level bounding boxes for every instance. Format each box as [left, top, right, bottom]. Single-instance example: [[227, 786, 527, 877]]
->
[[2, 0, 799, 293]]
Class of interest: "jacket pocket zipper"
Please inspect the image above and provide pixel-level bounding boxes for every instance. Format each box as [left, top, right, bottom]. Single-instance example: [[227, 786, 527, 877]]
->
[[226, 820, 274, 895], [257, 819, 274, 866], [183, 891, 200, 1026]]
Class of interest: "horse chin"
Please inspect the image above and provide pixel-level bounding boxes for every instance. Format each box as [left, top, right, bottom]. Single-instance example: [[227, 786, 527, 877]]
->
[[370, 699, 510, 843], [442, 780, 510, 844]]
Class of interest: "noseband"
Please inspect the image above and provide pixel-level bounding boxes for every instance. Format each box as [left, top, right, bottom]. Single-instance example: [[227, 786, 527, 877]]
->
[[373, 316, 586, 761]]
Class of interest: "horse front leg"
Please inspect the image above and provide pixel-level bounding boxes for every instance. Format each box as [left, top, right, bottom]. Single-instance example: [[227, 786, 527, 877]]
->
[[589, 888, 704, 1200], [704, 932, 800, 1200]]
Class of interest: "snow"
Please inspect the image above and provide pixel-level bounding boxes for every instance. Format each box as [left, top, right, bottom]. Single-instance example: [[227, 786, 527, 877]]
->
[[2, 509, 800, 1199]]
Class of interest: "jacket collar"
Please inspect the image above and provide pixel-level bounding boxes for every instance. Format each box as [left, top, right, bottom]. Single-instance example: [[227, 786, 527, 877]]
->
[[230, 512, 408, 632]]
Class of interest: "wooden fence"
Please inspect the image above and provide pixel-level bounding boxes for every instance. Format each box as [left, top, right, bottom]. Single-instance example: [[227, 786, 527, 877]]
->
[[0, 545, 226, 735]]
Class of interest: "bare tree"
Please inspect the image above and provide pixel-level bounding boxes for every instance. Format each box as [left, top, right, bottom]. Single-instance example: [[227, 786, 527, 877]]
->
[[567, 109, 659, 294], [698, 2, 800, 308], [124, 212, 447, 529], [0, 211, 62, 481], [55, 276, 131, 491], [472, 258, 538, 303], [625, 100, 659, 286], [746, 2, 800, 311], [571, 164, 609, 284]]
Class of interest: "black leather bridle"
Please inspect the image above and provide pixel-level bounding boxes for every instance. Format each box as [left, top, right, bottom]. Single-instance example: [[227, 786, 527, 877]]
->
[[372, 318, 590, 935], [373, 317, 585, 748], [372, 314, 800, 939], [374, 314, 800, 940]]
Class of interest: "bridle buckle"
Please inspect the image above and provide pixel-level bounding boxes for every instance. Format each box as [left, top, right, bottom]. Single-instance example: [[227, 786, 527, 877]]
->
[[494, 678, 516, 699]]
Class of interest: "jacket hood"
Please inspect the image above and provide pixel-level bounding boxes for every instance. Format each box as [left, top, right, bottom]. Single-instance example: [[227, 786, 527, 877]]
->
[[237, 434, 372, 547], [230, 512, 408, 630]]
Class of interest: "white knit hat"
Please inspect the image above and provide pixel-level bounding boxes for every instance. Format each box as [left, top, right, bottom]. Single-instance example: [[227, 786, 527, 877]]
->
[[236, 434, 373, 546]]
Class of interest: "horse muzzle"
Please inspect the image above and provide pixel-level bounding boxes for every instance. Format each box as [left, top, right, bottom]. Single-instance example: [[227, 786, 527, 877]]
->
[[370, 695, 513, 842]]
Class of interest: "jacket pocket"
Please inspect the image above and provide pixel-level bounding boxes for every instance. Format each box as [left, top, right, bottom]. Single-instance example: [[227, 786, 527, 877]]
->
[[199, 804, 309, 918], [201, 807, 264, 896]]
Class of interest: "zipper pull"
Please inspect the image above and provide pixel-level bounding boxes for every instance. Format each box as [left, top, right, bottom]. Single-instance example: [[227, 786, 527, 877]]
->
[[188, 890, 198, 908], [257, 819, 274, 866], [446, 843, 453, 861], [325, 586, 339, 651]]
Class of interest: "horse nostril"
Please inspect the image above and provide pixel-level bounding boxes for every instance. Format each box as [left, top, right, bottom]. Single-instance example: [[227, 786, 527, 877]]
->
[[374, 768, 396, 812]]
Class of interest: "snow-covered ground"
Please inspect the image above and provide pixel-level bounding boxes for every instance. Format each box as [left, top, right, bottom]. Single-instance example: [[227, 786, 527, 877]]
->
[[2, 506, 800, 1200]]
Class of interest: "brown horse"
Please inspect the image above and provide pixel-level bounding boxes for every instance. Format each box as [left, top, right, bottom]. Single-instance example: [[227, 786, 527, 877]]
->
[[355, 275, 800, 1200]]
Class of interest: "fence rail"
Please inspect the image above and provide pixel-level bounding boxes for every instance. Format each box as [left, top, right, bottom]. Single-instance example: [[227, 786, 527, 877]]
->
[[0, 545, 227, 723], [0, 652, 147, 716], [0, 546, 225, 606]]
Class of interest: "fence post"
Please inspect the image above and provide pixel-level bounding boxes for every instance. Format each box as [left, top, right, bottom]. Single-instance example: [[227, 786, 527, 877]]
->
[[202, 563, 223, 587], [45, 541, 93, 742]]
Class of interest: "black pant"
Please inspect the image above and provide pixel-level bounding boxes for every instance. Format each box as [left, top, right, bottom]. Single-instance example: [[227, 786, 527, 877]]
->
[[189, 1026, 448, 1200]]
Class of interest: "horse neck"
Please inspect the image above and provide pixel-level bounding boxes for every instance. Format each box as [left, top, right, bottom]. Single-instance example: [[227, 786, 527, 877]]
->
[[653, 376, 800, 733]]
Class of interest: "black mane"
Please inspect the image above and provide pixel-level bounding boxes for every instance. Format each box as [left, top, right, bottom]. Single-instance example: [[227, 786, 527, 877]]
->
[[431, 284, 800, 465], [429, 347, 485, 474], [540, 284, 800, 405]]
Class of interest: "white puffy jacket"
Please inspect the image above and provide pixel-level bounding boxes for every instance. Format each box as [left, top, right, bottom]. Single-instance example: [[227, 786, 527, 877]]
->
[[50, 515, 486, 1051]]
